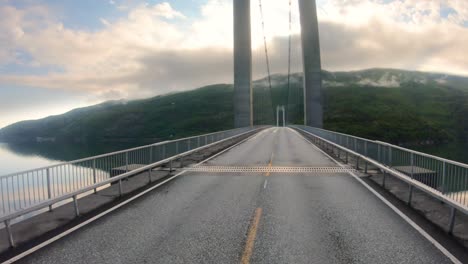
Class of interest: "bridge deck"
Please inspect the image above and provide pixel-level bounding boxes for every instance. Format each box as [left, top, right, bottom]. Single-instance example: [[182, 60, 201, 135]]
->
[[16, 128, 452, 263]]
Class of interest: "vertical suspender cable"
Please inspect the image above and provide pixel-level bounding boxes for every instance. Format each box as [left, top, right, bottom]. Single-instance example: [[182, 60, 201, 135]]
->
[[286, 0, 292, 124], [258, 0, 275, 124]]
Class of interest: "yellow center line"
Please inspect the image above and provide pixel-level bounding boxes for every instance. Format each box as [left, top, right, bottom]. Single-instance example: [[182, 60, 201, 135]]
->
[[265, 130, 277, 176], [240, 207, 263, 264], [265, 162, 272, 177], [265, 152, 274, 177]]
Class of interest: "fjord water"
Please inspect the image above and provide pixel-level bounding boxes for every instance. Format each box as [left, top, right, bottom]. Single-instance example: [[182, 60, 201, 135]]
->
[[0, 141, 150, 218], [0, 141, 148, 176], [0, 143, 58, 176]]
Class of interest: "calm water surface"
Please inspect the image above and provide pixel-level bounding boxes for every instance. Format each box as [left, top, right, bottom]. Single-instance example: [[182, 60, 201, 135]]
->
[[0, 141, 150, 176], [0, 141, 154, 218]]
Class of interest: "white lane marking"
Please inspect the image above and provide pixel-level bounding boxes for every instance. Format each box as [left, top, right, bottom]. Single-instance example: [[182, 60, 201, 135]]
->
[[196, 129, 265, 165], [298, 132, 462, 264], [263, 179, 268, 189], [2, 171, 186, 264], [3, 129, 268, 264]]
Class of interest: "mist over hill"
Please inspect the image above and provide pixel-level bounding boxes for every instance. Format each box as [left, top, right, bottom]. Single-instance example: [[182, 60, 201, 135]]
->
[[1, 68, 467, 154]]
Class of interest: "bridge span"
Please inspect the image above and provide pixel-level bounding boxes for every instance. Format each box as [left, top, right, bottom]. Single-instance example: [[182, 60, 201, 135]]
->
[[12, 127, 456, 264]]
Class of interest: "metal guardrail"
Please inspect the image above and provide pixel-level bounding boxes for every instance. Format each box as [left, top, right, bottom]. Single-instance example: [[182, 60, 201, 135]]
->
[[0, 127, 260, 227], [293, 125, 468, 234]]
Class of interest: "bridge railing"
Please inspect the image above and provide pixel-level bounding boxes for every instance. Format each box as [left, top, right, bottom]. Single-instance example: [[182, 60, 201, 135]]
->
[[0, 127, 258, 221], [293, 125, 468, 233]]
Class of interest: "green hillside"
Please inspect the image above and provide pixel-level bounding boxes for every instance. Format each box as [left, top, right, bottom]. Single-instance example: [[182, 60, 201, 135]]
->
[[1, 69, 467, 157], [0, 84, 234, 143]]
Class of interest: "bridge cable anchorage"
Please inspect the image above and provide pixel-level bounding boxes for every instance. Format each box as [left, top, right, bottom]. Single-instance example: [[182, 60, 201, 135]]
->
[[257, 0, 275, 123]]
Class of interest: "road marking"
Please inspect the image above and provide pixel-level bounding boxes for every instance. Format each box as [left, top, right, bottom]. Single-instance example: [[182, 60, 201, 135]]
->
[[264, 152, 274, 177], [296, 130, 462, 264], [185, 166, 354, 173], [263, 179, 268, 189], [265, 132, 276, 177], [265, 162, 272, 177], [1, 170, 187, 264], [240, 207, 263, 264], [2, 130, 268, 264], [197, 129, 266, 165]]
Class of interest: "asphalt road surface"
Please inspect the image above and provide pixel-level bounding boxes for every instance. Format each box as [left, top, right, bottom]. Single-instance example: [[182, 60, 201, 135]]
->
[[16, 128, 454, 264]]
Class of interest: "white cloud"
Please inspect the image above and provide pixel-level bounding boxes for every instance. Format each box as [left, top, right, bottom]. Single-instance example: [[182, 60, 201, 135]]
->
[[0, 0, 468, 108]]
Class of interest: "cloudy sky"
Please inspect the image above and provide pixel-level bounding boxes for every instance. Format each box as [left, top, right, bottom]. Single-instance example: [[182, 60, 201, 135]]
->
[[0, 0, 467, 128]]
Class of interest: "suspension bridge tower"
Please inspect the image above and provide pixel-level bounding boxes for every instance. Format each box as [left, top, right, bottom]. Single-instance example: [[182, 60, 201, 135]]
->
[[233, 0, 322, 128], [233, 0, 253, 128], [298, 0, 323, 128]]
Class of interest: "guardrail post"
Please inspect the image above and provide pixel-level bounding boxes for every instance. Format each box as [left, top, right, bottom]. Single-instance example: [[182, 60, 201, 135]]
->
[[46, 168, 52, 211], [148, 146, 153, 183], [448, 207, 456, 234], [345, 152, 349, 164], [356, 156, 360, 170], [5, 220, 15, 248], [408, 153, 414, 205], [410, 153, 414, 178], [119, 180, 123, 197], [389, 146, 392, 167], [382, 171, 386, 188], [73, 195, 80, 217], [148, 166, 152, 183], [442, 161, 446, 194], [377, 144, 381, 162], [125, 152, 129, 173], [364, 162, 368, 174], [169, 160, 173, 173], [93, 159, 97, 194], [149, 146, 153, 164], [408, 185, 413, 205]]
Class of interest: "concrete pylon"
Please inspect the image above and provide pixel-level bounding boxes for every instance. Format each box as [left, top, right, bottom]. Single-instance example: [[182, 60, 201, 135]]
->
[[233, 0, 253, 128], [298, 0, 323, 128]]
